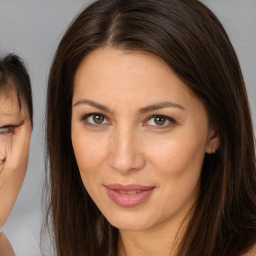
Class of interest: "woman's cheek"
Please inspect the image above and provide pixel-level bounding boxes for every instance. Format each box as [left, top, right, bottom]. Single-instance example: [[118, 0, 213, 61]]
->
[[147, 134, 204, 178], [73, 134, 106, 175]]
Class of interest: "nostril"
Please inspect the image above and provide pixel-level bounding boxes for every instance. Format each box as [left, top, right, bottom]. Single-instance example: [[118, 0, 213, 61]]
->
[[109, 151, 146, 173]]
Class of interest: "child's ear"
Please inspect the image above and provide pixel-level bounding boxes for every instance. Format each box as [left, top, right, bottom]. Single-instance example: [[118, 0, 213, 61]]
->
[[205, 127, 220, 154]]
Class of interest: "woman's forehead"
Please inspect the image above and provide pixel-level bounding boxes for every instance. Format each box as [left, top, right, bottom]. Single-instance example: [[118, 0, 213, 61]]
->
[[73, 48, 204, 112]]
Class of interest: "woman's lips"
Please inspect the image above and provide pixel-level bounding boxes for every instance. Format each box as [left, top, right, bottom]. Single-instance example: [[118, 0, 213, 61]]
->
[[105, 184, 155, 207]]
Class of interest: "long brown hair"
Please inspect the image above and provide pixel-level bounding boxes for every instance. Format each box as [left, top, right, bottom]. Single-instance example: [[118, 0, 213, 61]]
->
[[45, 0, 256, 255]]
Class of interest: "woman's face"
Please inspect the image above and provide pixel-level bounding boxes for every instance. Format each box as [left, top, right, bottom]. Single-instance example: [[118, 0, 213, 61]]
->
[[71, 48, 218, 232], [0, 90, 31, 226]]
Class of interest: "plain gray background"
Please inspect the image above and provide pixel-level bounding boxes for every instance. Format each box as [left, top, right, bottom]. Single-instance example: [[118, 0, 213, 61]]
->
[[0, 0, 255, 255]]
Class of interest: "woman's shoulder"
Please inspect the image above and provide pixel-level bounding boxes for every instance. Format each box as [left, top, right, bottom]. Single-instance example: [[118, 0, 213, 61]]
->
[[0, 233, 15, 256]]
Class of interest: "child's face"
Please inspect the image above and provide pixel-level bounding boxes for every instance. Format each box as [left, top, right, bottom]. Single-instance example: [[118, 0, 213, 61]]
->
[[0, 90, 31, 227]]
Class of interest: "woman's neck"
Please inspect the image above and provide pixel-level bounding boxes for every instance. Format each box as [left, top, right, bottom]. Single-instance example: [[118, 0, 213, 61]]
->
[[118, 215, 189, 256]]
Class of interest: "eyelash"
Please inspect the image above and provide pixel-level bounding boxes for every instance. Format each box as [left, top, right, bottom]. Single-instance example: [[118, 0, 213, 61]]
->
[[0, 126, 16, 135], [81, 113, 176, 129], [81, 113, 110, 127], [145, 115, 176, 129]]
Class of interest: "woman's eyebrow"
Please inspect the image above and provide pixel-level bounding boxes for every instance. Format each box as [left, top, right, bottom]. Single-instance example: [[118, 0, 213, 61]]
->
[[139, 101, 185, 114], [73, 99, 185, 114], [73, 99, 112, 113]]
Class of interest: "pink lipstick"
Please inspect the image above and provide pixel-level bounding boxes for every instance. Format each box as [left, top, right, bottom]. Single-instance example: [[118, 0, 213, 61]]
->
[[105, 184, 155, 207]]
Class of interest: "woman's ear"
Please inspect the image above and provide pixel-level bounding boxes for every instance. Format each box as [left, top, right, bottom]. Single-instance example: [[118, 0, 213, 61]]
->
[[205, 127, 220, 154]]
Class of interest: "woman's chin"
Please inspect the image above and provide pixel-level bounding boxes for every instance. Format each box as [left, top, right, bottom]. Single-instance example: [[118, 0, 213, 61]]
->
[[104, 212, 156, 232]]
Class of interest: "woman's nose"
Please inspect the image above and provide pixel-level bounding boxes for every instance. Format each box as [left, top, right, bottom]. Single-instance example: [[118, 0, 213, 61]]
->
[[108, 128, 145, 174]]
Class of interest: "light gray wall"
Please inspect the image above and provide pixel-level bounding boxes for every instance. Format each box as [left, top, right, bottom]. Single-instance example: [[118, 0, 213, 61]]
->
[[0, 1, 89, 255], [201, 0, 256, 125], [0, 1, 255, 255]]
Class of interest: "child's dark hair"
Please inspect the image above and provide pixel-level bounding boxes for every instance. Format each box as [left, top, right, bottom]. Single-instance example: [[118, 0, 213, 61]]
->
[[0, 54, 33, 126]]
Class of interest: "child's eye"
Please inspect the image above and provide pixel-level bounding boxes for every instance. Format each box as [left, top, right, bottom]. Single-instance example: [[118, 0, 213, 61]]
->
[[0, 126, 15, 135], [82, 113, 109, 126], [145, 115, 176, 128]]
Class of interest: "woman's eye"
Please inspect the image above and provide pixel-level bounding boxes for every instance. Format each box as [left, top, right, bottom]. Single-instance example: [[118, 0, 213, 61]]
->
[[146, 115, 175, 128], [0, 126, 15, 135], [83, 113, 109, 126]]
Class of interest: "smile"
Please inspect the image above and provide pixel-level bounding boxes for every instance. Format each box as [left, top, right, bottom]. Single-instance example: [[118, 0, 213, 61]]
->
[[119, 190, 141, 194], [105, 184, 155, 207]]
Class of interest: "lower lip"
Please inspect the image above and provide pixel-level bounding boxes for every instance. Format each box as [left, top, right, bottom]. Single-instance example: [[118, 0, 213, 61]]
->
[[106, 188, 155, 207]]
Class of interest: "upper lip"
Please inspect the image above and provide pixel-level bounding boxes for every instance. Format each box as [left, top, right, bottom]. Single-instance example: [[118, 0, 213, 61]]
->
[[104, 184, 155, 191]]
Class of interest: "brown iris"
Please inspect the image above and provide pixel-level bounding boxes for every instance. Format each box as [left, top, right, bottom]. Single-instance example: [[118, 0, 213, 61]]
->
[[154, 116, 166, 126], [93, 114, 105, 124]]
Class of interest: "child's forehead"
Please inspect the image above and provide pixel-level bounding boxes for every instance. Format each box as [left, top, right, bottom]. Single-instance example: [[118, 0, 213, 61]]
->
[[0, 90, 20, 115], [0, 75, 18, 95], [0, 80, 31, 125]]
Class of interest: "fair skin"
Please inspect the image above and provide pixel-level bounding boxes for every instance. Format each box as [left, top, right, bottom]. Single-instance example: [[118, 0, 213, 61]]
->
[[71, 48, 219, 256], [0, 90, 31, 255]]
